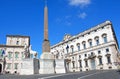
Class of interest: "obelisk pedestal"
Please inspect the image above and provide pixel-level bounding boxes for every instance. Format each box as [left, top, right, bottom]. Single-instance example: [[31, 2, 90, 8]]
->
[[39, 54, 55, 74]]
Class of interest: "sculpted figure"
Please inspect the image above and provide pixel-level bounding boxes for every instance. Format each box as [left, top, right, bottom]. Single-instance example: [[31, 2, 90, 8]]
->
[[24, 44, 30, 58]]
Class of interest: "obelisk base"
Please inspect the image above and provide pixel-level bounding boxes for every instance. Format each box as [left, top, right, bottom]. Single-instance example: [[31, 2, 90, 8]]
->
[[55, 59, 67, 74], [40, 52, 54, 59], [39, 53, 55, 74], [20, 58, 39, 75]]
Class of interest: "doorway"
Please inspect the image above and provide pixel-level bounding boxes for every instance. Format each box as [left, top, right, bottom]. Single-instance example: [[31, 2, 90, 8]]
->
[[0, 64, 2, 73], [91, 59, 96, 70]]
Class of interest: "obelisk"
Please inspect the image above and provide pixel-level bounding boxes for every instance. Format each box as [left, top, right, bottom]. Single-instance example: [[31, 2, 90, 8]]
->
[[40, 1, 54, 59], [39, 1, 55, 74], [42, 3, 50, 53]]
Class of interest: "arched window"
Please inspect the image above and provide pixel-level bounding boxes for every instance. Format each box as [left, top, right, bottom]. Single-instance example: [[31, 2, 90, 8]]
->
[[82, 41, 86, 49], [102, 34, 107, 43], [76, 43, 80, 51], [88, 39, 92, 47], [71, 45, 74, 53], [95, 36, 99, 46]]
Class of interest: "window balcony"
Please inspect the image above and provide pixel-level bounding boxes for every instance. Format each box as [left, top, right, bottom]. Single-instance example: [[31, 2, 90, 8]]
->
[[88, 53, 96, 59], [105, 53, 111, 57]]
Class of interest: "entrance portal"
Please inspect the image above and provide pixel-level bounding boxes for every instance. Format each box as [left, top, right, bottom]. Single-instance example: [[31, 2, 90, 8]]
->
[[0, 64, 2, 73], [91, 59, 96, 70]]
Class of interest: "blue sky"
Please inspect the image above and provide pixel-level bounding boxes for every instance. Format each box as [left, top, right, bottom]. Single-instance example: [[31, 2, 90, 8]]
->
[[0, 0, 120, 57]]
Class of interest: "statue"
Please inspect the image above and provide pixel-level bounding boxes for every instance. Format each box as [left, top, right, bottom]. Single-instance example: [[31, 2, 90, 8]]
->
[[24, 44, 30, 58]]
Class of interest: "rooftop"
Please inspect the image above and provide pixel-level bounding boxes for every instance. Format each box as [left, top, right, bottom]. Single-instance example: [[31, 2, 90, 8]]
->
[[6, 35, 30, 38]]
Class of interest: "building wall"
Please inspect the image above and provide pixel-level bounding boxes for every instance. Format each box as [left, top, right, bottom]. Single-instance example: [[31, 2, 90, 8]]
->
[[0, 35, 37, 74], [6, 36, 30, 46], [4, 47, 24, 74], [50, 21, 120, 72]]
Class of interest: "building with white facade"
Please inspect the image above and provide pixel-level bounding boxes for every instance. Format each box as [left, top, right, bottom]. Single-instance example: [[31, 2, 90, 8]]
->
[[51, 21, 120, 72], [0, 35, 37, 74]]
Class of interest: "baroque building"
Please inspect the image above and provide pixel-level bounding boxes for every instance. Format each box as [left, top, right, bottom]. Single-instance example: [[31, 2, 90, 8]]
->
[[51, 21, 120, 72], [0, 35, 37, 74]]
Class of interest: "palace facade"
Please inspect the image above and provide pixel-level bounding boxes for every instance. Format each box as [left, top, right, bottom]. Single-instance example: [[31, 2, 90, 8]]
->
[[51, 21, 120, 72], [0, 35, 37, 74]]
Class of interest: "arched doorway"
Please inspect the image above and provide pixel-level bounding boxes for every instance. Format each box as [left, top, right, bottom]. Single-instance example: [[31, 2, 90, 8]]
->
[[0, 64, 2, 73]]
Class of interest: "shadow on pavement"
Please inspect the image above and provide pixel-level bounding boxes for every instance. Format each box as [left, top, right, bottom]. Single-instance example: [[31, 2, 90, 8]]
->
[[116, 70, 120, 74]]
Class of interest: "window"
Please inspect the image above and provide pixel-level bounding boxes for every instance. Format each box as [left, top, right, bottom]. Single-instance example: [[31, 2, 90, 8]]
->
[[94, 30, 97, 32], [79, 61, 82, 68], [15, 52, 19, 59], [7, 63, 11, 69], [14, 63, 18, 69], [90, 42, 92, 47], [16, 41, 19, 45], [95, 36, 99, 45], [102, 34, 107, 43], [22, 52, 24, 58], [82, 41, 86, 49], [88, 32, 90, 35], [77, 43, 80, 51], [82, 35, 84, 37], [106, 48, 109, 52], [85, 54, 87, 57], [99, 58, 102, 64], [107, 56, 111, 64], [71, 45, 74, 53], [85, 60, 88, 67], [66, 45, 69, 53], [102, 26, 104, 29], [72, 62, 75, 68], [98, 51, 101, 54], [83, 44, 86, 49], [8, 52, 12, 59], [88, 39, 92, 47], [96, 39, 99, 45], [91, 52, 93, 55], [0, 49, 2, 56], [79, 55, 81, 59], [72, 57, 74, 60], [78, 45, 80, 51], [71, 48, 74, 53], [103, 37, 107, 43]]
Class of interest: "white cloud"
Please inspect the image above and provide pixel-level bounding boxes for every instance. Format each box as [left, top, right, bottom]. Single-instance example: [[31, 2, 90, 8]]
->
[[78, 12, 87, 19], [69, 0, 91, 7], [66, 21, 72, 26]]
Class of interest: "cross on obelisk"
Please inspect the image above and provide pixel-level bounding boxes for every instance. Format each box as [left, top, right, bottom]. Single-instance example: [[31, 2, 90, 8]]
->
[[42, 0, 50, 53]]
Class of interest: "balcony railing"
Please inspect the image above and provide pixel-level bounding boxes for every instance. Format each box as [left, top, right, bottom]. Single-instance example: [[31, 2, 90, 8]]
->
[[88, 53, 96, 59]]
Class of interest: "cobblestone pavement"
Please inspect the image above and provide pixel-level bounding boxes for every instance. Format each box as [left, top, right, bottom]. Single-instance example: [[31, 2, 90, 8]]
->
[[0, 70, 120, 79]]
